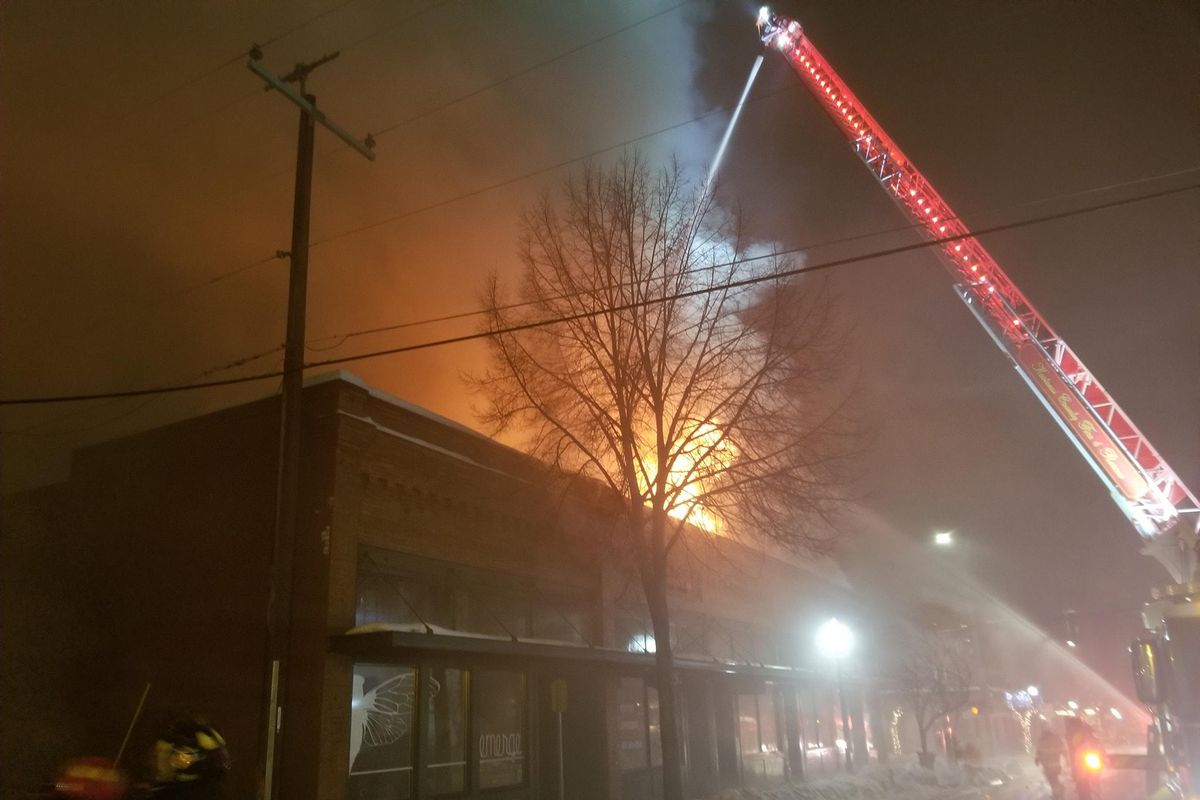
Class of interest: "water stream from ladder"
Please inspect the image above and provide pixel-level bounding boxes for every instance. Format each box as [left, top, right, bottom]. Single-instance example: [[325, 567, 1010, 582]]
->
[[705, 54, 765, 192]]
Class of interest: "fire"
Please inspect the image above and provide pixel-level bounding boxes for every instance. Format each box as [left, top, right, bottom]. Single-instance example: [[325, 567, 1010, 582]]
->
[[640, 422, 736, 534]]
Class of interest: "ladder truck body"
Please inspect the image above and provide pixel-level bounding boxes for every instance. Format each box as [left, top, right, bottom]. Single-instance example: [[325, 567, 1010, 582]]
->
[[755, 9, 1199, 796]]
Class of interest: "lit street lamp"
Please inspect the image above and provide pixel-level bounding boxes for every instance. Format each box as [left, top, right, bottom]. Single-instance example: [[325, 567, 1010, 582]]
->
[[816, 618, 856, 771], [933, 531, 954, 546]]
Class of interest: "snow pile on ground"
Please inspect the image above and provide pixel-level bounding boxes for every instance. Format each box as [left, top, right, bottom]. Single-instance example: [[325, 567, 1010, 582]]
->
[[715, 769, 972, 800], [715, 756, 1046, 800]]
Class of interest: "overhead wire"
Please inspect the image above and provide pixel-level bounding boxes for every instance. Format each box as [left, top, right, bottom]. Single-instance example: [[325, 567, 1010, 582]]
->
[[147, 0, 454, 143], [74, 0, 1112, 343], [162, 79, 789, 300], [102, 0, 366, 129], [3, 181, 1194, 407], [369, 1, 693, 140], [0, 344, 285, 436], [73, 0, 461, 336], [224, 1, 698, 210], [78, 0, 682, 331], [301, 165, 1200, 350]]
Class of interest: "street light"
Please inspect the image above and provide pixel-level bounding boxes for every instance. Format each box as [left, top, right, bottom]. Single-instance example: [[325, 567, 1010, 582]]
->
[[816, 618, 855, 659], [817, 618, 856, 772], [933, 531, 954, 546]]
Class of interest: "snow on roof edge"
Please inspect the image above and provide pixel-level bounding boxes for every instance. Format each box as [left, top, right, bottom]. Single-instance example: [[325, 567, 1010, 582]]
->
[[307, 370, 488, 441]]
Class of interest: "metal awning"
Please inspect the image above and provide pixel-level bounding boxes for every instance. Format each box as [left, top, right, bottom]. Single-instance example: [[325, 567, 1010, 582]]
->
[[330, 627, 820, 683]]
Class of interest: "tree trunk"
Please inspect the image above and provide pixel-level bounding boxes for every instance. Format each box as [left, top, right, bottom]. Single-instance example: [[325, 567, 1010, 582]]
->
[[917, 725, 934, 768], [646, 566, 684, 800]]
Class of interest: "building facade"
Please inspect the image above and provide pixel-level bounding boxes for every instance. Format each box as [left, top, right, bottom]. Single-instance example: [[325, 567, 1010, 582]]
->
[[1, 373, 873, 799]]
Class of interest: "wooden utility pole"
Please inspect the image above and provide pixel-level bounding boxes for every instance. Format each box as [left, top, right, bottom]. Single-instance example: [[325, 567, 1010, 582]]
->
[[247, 47, 374, 800]]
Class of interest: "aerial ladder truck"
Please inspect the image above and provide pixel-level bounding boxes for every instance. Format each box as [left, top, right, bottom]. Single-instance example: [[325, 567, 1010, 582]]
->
[[755, 9, 1199, 797]]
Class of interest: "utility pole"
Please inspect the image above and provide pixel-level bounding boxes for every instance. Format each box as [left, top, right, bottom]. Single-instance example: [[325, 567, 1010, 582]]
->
[[247, 46, 374, 800]]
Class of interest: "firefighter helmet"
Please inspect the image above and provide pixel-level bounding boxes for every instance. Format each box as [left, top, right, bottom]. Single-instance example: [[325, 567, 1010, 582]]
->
[[153, 716, 230, 784]]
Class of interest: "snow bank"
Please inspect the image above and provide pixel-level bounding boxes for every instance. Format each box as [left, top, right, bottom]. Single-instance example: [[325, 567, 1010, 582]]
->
[[715, 771, 972, 800], [714, 757, 1042, 800]]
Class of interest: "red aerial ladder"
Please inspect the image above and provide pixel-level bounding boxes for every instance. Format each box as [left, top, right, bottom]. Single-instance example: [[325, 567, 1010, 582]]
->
[[755, 9, 1198, 581], [755, 8, 1199, 795]]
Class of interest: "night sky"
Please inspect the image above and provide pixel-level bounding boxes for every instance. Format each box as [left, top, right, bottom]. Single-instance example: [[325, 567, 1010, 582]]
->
[[3, 1, 1197, 696]]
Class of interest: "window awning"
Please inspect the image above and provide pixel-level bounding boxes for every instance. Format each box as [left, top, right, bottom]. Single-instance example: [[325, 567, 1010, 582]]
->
[[330, 623, 820, 683]]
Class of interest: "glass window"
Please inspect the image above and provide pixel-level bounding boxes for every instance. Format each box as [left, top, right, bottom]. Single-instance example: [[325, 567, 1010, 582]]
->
[[759, 690, 780, 754], [754, 631, 778, 665], [349, 663, 416, 800], [474, 670, 527, 789], [356, 574, 423, 627], [738, 694, 761, 755], [730, 628, 752, 662], [817, 687, 838, 749], [463, 591, 530, 638], [1165, 618, 1200, 720], [647, 685, 663, 767], [798, 689, 815, 749], [616, 615, 655, 653], [423, 667, 468, 795], [355, 572, 454, 629], [618, 677, 649, 770], [673, 618, 705, 656], [532, 602, 588, 644], [707, 620, 733, 661]]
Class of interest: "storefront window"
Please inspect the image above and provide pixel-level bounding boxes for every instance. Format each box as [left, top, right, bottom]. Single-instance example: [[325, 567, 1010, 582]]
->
[[647, 685, 663, 767], [738, 693, 761, 755], [474, 670, 527, 789], [799, 688, 818, 749], [423, 667, 468, 795], [618, 676, 649, 770], [759, 689, 780, 753], [349, 663, 416, 800], [818, 688, 839, 748]]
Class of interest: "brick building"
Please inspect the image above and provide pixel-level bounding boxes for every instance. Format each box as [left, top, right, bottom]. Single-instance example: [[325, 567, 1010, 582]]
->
[[1, 373, 873, 799]]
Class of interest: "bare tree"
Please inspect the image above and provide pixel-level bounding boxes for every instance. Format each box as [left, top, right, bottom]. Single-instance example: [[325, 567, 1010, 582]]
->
[[895, 624, 975, 767], [472, 154, 857, 800]]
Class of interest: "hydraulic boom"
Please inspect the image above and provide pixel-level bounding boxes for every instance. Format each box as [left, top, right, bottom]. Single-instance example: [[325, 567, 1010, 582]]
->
[[756, 9, 1199, 583]]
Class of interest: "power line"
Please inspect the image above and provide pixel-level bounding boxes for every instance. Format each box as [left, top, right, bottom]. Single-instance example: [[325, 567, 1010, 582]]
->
[[370, 1, 693, 140], [104, 0, 366, 128], [4, 181, 1193, 407], [104, 0, 683, 321], [223, 1, 697, 214], [1, 344, 285, 436], [192, 83, 789, 296], [72, 2, 459, 337], [302, 165, 1200, 349], [327, 0, 455, 56], [146, 0, 453, 144], [302, 183, 1200, 364]]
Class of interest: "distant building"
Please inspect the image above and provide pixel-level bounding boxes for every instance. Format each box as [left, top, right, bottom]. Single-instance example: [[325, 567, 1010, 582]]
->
[[1, 372, 875, 799]]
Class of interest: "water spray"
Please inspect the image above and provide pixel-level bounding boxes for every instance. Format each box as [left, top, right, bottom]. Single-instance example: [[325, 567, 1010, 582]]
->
[[705, 54, 764, 192]]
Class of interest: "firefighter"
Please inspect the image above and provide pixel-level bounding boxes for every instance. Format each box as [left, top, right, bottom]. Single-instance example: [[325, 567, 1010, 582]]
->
[[1035, 727, 1067, 799], [1065, 718, 1104, 800], [133, 716, 230, 799]]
